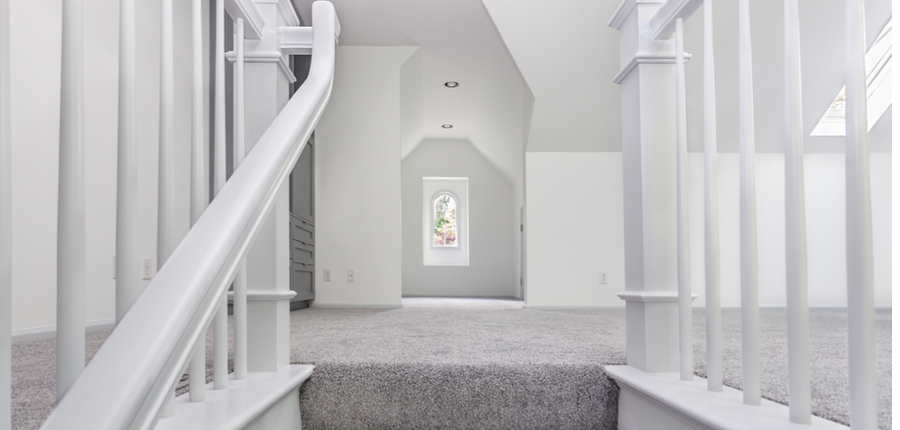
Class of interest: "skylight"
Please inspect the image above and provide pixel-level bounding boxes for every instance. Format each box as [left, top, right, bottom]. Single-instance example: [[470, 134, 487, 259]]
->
[[810, 18, 892, 136]]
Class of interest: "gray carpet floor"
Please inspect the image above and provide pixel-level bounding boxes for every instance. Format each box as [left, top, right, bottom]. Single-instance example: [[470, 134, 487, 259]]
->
[[9, 299, 892, 429]]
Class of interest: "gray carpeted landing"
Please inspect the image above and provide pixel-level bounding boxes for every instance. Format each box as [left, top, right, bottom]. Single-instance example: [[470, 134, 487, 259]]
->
[[292, 299, 624, 429], [691, 308, 892, 430], [9, 300, 893, 429]]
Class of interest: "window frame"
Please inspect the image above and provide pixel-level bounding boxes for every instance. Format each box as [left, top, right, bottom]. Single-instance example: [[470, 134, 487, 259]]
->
[[430, 190, 461, 249]]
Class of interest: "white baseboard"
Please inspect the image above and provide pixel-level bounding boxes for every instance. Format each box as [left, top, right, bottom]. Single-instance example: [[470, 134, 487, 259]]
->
[[524, 305, 624, 310], [606, 365, 848, 430], [309, 302, 402, 309], [12, 319, 116, 344], [156, 365, 313, 430]]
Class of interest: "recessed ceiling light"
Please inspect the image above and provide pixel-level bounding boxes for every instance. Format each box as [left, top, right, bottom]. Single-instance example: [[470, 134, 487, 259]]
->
[[441, 124, 453, 129], [444, 81, 459, 88]]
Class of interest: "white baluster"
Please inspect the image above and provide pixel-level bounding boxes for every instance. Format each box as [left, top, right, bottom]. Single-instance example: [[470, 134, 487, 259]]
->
[[702, 0, 722, 393], [0, 0, 11, 423], [783, 0, 811, 423], [233, 18, 248, 381], [57, 0, 86, 402], [674, 17, 693, 382], [215, 1, 226, 195], [189, 0, 209, 402], [213, 0, 228, 389], [157, 0, 177, 416], [737, 0, 761, 406], [844, 0, 877, 428], [115, 0, 139, 325], [158, 0, 176, 268]]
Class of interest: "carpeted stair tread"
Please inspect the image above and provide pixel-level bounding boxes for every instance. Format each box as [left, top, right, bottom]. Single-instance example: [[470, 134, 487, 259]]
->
[[298, 362, 618, 430]]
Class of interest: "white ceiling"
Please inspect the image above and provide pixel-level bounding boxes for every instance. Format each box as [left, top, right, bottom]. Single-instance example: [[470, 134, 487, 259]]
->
[[292, 0, 892, 159], [291, 0, 532, 183], [682, 0, 892, 153]]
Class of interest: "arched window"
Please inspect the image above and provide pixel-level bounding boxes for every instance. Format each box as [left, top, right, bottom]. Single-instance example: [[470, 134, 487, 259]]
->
[[433, 193, 458, 247]]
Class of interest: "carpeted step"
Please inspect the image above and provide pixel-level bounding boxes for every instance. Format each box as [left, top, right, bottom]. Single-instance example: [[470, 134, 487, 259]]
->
[[298, 362, 619, 430]]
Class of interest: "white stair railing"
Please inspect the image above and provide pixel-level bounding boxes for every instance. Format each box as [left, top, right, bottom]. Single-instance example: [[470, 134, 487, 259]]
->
[[38, 2, 339, 429], [611, 0, 879, 428]]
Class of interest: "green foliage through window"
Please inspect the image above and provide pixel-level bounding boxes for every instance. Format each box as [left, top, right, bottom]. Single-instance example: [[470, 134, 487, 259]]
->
[[434, 194, 457, 246]]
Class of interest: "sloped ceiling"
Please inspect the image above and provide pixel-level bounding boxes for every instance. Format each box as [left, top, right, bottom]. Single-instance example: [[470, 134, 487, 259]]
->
[[293, 0, 891, 156], [291, 0, 532, 183], [683, 0, 891, 153]]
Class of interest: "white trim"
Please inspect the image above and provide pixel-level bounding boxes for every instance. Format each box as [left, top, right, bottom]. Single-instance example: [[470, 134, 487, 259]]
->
[[608, 0, 666, 29], [12, 319, 116, 344], [224, 0, 264, 40], [228, 290, 296, 301], [422, 177, 469, 181], [225, 51, 296, 83], [649, 0, 702, 41], [280, 27, 313, 55], [613, 52, 693, 84], [606, 365, 849, 429], [252, 0, 300, 27], [524, 305, 625, 310], [618, 291, 698, 303], [310, 303, 402, 309], [156, 365, 313, 430]]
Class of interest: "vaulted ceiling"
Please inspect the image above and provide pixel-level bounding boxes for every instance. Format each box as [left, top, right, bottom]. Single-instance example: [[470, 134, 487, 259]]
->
[[292, 0, 532, 183], [292, 0, 892, 160]]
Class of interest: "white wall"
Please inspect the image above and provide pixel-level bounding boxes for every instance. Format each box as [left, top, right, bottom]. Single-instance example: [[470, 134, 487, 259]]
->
[[479, 0, 623, 152], [525, 153, 626, 308], [687, 153, 892, 308], [525, 152, 891, 309], [9, 0, 193, 332], [313, 46, 416, 308], [402, 140, 515, 297]]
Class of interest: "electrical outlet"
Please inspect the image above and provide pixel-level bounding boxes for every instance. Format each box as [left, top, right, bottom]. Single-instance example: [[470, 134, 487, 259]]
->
[[599, 272, 608, 285], [323, 269, 332, 282], [347, 269, 356, 282], [142, 258, 152, 280]]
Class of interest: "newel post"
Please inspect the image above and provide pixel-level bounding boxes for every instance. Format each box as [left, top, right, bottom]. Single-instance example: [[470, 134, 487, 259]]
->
[[608, 0, 683, 373], [236, 0, 302, 372]]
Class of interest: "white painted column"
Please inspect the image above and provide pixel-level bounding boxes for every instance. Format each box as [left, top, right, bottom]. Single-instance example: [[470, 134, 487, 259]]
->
[[233, 18, 248, 381], [189, 0, 209, 403], [737, 0, 761, 407], [609, 2, 682, 374], [843, 0, 877, 428], [783, 0, 811, 423], [57, 0, 86, 402], [674, 18, 693, 383], [213, 0, 228, 390], [701, 0, 722, 393], [0, 0, 11, 423], [115, 0, 139, 325]]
